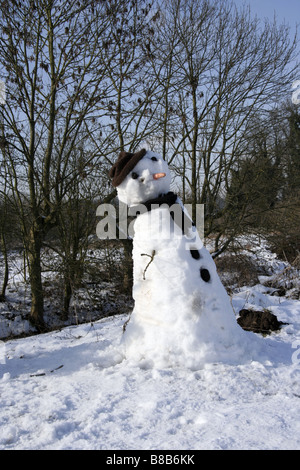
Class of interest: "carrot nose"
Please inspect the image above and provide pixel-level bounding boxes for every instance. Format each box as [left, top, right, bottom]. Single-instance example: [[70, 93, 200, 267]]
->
[[153, 173, 166, 180]]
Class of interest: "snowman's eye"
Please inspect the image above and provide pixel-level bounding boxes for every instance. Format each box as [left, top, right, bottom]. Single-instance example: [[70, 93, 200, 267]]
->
[[151, 156, 158, 161], [131, 172, 139, 179]]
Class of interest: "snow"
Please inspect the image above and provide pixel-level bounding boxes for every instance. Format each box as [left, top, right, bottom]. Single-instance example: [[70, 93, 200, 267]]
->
[[0, 242, 300, 448], [1, 240, 300, 450], [0, 303, 300, 450]]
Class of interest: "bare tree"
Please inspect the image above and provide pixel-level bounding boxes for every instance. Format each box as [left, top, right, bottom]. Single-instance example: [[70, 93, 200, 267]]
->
[[146, 0, 299, 242], [0, 166, 9, 302], [0, 0, 119, 329]]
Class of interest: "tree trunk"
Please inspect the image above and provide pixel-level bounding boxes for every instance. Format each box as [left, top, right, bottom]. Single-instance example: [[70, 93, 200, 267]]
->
[[0, 232, 9, 302], [62, 277, 72, 322], [191, 85, 198, 223], [121, 239, 133, 294], [27, 228, 44, 331]]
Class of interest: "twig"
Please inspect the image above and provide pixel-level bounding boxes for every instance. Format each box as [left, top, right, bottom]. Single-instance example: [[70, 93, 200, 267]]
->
[[141, 250, 156, 280], [30, 364, 64, 377], [123, 315, 131, 333]]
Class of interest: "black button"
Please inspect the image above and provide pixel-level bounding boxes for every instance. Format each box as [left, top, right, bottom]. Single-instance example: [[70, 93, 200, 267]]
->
[[190, 249, 200, 260], [200, 268, 210, 282]]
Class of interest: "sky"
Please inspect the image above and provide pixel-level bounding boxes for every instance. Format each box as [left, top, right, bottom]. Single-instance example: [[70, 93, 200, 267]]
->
[[233, 0, 299, 32], [234, 0, 299, 86]]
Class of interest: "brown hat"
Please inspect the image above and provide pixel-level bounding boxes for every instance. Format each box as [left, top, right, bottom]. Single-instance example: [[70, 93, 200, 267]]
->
[[109, 148, 147, 187]]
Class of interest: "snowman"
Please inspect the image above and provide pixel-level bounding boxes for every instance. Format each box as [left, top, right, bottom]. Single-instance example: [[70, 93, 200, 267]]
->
[[109, 149, 260, 369]]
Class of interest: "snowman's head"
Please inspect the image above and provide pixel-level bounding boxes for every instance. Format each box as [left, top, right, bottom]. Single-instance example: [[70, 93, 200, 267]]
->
[[109, 149, 171, 207]]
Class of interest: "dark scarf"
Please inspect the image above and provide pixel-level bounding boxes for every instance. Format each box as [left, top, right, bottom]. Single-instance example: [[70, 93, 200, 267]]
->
[[143, 191, 178, 210], [140, 191, 195, 236]]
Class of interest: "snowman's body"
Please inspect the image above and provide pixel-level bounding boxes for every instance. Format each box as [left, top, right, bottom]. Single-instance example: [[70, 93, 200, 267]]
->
[[110, 149, 259, 368]]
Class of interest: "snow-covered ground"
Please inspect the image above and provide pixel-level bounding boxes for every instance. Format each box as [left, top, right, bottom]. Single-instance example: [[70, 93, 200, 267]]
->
[[0, 238, 300, 450]]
